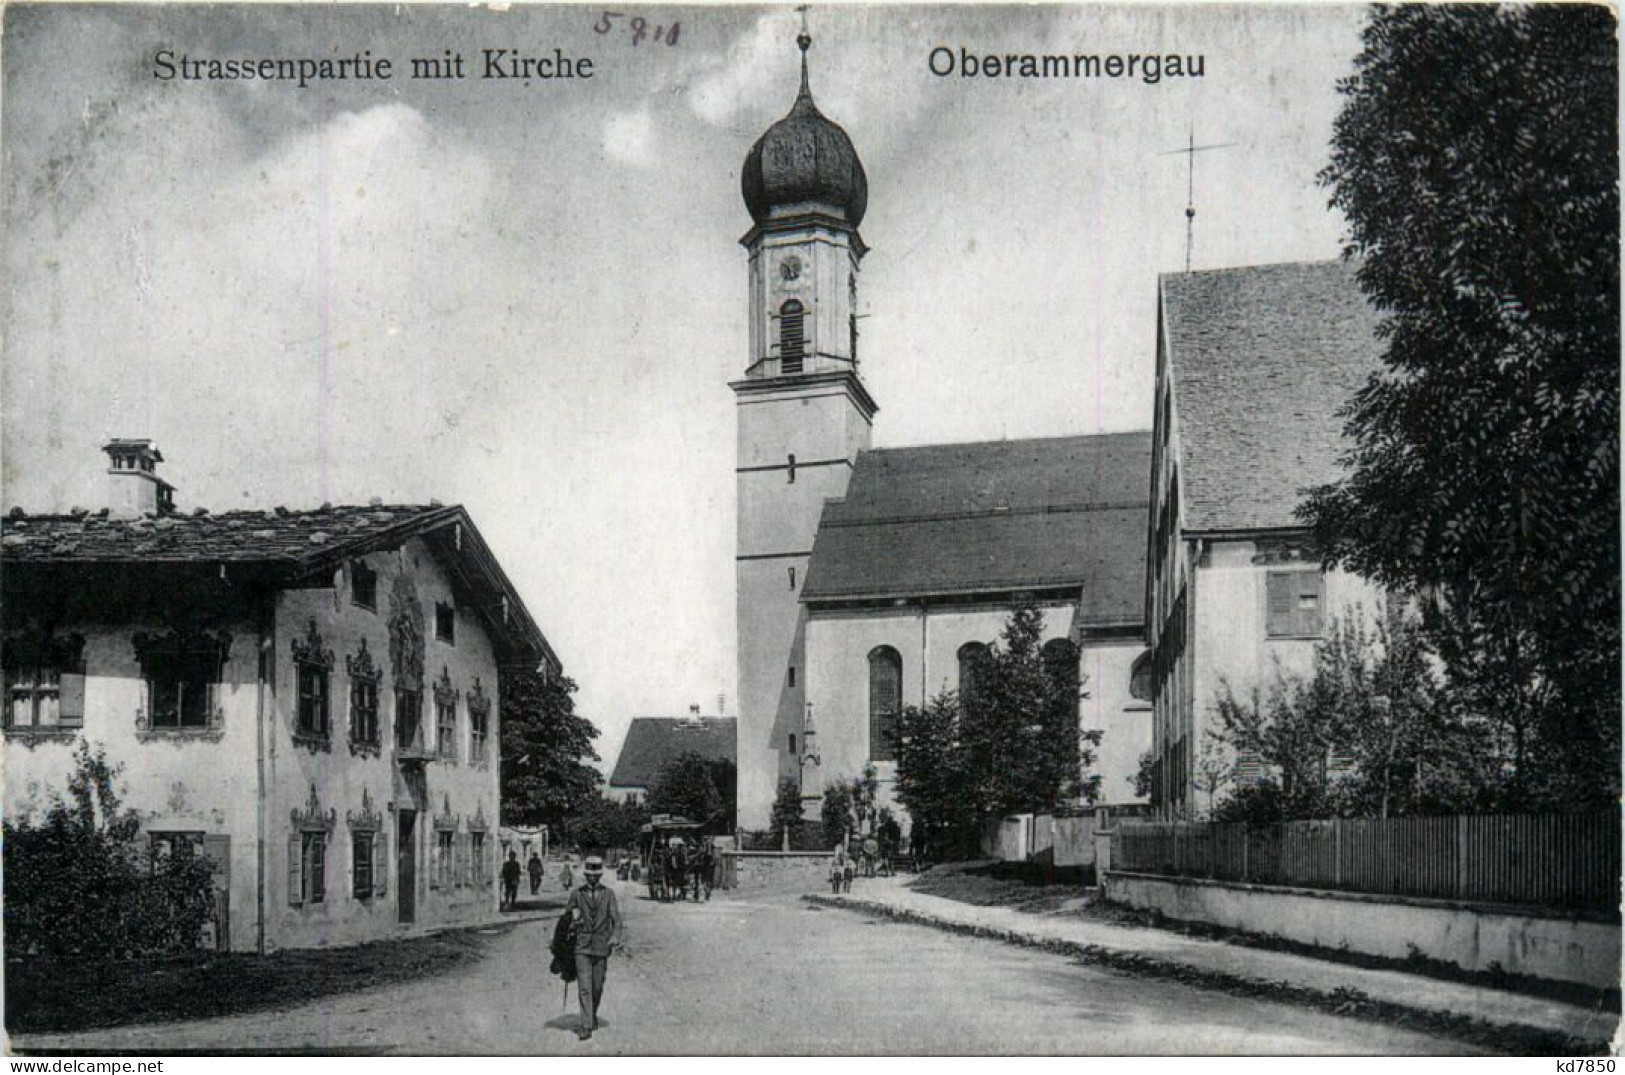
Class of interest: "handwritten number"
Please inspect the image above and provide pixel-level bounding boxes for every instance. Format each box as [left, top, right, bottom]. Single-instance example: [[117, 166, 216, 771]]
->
[[597, 11, 679, 45]]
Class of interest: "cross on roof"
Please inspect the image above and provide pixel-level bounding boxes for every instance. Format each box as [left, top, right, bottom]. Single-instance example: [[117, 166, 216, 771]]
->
[[1161, 128, 1237, 273]]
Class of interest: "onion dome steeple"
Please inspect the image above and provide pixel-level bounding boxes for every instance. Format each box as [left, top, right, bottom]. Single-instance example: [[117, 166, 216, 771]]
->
[[740, 23, 868, 228]]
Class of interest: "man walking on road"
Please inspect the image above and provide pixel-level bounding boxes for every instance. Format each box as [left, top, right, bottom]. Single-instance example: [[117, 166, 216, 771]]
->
[[501, 851, 522, 910], [565, 854, 623, 1041]]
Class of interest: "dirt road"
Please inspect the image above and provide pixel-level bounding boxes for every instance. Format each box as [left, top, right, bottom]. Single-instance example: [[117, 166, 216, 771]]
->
[[13, 878, 1485, 1054]]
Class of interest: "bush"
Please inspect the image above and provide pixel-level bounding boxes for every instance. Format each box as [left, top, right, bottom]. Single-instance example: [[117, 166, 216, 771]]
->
[[5, 743, 217, 960]]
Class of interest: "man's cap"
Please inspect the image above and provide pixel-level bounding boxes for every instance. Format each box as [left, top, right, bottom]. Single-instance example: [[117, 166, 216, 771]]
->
[[583, 855, 605, 872]]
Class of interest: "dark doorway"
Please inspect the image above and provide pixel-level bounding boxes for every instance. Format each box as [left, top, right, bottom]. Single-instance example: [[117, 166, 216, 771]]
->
[[397, 810, 416, 924]]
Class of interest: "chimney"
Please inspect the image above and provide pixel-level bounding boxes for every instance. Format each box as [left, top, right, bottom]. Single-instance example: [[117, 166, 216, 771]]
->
[[103, 439, 176, 518]]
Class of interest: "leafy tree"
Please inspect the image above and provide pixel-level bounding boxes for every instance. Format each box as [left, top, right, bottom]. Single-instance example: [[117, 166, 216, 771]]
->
[[707, 757, 738, 832], [5, 743, 217, 959], [647, 750, 724, 825], [561, 793, 649, 853], [769, 777, 805, 848], [875, 808, 903, 858], [961, 606, 1098, 816], [820, 780, 853, 848], [1130, 749, 1157, 800], [894, 690, 975, 858], [1211, 606, 1496, 820], [893, 606, 1100, 857], [1305, 5, 1620, 810], [500, 670, 602, 830]]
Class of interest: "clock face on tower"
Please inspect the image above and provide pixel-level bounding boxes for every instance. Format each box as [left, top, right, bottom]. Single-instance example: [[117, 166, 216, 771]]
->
[[779, 256, 802, 282]]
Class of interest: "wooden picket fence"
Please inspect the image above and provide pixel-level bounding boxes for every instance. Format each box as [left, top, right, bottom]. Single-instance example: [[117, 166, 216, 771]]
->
[[1111, 812, 1620, 911]]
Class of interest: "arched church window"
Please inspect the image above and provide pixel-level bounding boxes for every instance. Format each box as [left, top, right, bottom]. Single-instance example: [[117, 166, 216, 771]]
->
[[957, 642, 988, 705], [1042, 638, 1081, 725], [779, 300, 806, 374], [868, 646, 901, 762]]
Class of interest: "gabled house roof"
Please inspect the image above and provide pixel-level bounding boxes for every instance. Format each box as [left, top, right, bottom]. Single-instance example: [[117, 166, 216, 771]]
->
[[800, 432, 1151, 626], [608, 717, 737, 791], [0, 503, 558, 671], [1160, 260, 1385, 533]]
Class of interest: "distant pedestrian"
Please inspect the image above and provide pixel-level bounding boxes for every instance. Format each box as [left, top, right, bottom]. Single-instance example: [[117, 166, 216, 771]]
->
[[501, 851, 522, 909], [829, 846, 849, 895], [560, 858, 576, 891], [565, 854, 623, 1041], [528, 851, 545, 895]]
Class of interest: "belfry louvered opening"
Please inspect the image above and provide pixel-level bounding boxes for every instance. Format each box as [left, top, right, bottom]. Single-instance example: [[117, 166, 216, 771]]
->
[[779, 299, 806, 373]]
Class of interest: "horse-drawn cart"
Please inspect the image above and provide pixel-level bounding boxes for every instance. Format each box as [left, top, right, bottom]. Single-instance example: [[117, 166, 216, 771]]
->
[[639, 815, 716, 902]]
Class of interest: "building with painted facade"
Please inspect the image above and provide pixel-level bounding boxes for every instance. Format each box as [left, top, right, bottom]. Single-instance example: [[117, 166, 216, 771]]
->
[[2, 439, 559, 950], [1144, 260, 1386, 817], [732, 31, 1152, 830]]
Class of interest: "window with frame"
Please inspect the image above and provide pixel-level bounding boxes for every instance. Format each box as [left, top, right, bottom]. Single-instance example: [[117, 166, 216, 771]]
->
[[292, 620, 334, 748], [469, 700, 488, 764], [395, 688, 422, 750], [436, 829, 455, 887], [352, 832, 374, 900], [289, 785, 335, 907], [351, 560, 378, 611], [301, 833, 327, 904], [432, 667, 459, 761], [3, 632, 85, 732], [437, 698, 457, 760], [435, 602, 456, 644], [133, 630, 229, 732], [346, 789, 386, 901], [467, 678, 491, 764], [471, 831, 487, 886], [350, 677, 379, 747], [1266, 570, 1325, 638], [868, 646, 902, 763]]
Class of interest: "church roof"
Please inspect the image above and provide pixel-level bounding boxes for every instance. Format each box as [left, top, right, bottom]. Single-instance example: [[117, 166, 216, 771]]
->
[[1160, 259, 1385, 533], [801, 432, 1152, 624], [608, 717, 738, 791]]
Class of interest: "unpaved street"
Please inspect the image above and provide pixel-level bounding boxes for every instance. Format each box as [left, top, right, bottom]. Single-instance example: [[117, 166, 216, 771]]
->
[[14, 879, 1486, 1054]]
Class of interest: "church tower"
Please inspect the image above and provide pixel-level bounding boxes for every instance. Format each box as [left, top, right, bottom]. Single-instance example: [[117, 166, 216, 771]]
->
[[733, 24, 876, 830]]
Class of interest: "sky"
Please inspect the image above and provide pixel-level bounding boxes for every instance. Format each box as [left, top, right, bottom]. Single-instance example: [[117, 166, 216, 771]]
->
[[2, 2, 1368, 770]]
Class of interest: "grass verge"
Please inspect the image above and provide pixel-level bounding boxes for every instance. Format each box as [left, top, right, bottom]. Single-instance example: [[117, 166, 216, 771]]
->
[[7, 919, 526, 1036]]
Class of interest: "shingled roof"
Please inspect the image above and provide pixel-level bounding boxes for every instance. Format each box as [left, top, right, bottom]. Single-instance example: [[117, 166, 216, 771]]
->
[[609, 717, 738, 791], [0, 502, 558, 670], [1161, 260, 1384, 533], [800, 432, 1151, 625]]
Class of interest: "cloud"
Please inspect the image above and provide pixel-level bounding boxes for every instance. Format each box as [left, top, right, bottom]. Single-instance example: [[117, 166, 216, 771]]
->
[[687, 12, 788, 128], [602, 108, 655, 168]]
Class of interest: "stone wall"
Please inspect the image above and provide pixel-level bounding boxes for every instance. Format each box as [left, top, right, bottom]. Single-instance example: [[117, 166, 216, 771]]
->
[[1105, 869, 1620, 990], [719, 850, 833, 891]]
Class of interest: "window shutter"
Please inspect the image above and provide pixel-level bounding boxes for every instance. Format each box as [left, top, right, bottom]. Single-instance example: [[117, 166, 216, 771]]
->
[[288, 833, 304, 906], [59, 672, 86, 725], [455, 834, 467, 887], [429, 837, 441, 890], [374, 829, 388, 897], [1296, 572, 1325, 637], [1265, 572, 1294, 636]]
